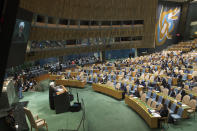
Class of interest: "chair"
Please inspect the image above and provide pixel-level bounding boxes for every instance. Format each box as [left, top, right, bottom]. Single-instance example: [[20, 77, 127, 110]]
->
[[146, 91, 152, 100], [148, 86, 154, 91], [164, 99, 170, 107], [182, 74, 188, 81], [192, 87, 197, 93], [113, 75, 116, 80], [169, 103, 177, 114], [187, 99, 196, 119], [23, 107, 48, 131], [113, 80, 116, 86], [77, 75, 80, 80], [189, 94, 193, 99], [168, 78, 172, 85], [126, 76, 130, 80], [151, 101, 157, 109], [116, 83, 121, 90], [147, 98, 152, 107], [124, 83, 127, 88], [163, 88, 169, 96], [126, 85, 130, 95], [157, 104, 163, 111], [67, 72, 71, 78], [89, 76, 93, 84], [160, 114, 169, 129], [95, 77, 98, 83], [157, 96, 163, 105], [174, 88, 178, 94], [152, 93, 157, 101], [182, 95, 190, 105], [176, 93, 182, 102], [108, 75, 111, 81], [131, 85, 137, 94], [141, 93, 147, 103], [160, 86, 164, 92], [171, 107, 183, 123], [184, 85, 190, 90]]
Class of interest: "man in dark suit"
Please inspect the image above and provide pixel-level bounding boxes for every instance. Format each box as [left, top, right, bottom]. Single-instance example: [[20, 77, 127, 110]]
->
[[134, 88, 140, 97], [170, 89, 176, 98], [161, 77, 167, 87], [158, 104, 169, 128], [181, 90, 186, 100]]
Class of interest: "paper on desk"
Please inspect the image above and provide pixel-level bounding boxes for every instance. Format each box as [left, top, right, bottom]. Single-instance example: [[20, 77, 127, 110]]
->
[[182, 104, 187, 107], [57, 88, 63, 92], [152, 113, 161, 117]]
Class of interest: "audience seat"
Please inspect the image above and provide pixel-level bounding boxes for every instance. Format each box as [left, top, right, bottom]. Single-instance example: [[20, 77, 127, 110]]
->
[[169, 103, 177, 114], [171, 107, 183, 123], [24, 107, 48, 131]]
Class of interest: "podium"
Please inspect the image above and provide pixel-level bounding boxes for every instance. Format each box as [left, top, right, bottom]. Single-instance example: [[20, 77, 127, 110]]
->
[[54, 92, 70, 114], [49, 86, 71, 114]]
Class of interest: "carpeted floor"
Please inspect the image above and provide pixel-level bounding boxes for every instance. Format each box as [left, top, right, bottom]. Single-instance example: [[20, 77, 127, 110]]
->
[[20, 80, 197, 131]]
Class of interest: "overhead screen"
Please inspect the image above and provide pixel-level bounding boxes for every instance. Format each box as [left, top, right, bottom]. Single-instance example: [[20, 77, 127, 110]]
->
[[11, 19, 30, 44], [6, 19, 31, 67], [155, 3, 181, 48]]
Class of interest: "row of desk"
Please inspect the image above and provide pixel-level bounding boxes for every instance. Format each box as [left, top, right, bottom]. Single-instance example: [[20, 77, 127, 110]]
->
[[125, 95, 161, 128], [55, 79, 86, 88], [92, 83, 123, 100]]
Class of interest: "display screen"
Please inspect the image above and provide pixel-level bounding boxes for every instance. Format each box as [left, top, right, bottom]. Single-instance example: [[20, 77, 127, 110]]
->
[[190, 21, 197, 38], [12, 19, 31, 43]]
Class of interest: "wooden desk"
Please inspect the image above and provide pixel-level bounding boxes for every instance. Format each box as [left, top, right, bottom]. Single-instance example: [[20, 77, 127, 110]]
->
[[33, 74, 50, 82], [125, 95, 161, 128], [70, 72, 79, 77], [55, 79, 86, 88], [49, 75, 62, 80], [92, 83, 123, 99]]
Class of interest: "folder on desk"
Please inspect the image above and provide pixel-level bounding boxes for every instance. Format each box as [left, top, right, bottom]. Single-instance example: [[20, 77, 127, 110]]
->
[[148, 109, 152, 114]]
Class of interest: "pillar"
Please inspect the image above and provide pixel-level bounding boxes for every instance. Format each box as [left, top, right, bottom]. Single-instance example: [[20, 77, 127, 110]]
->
[[44, 16, 48, 27], [52, 17, 59, 27], [32, 14, 37, 26]]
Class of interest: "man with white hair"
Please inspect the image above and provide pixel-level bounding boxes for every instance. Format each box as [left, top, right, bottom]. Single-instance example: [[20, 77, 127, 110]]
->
[[13, 21, 25, 42]]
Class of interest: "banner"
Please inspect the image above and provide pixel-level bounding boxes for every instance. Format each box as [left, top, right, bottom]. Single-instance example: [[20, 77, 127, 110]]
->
[[155, 4, 181, 46]]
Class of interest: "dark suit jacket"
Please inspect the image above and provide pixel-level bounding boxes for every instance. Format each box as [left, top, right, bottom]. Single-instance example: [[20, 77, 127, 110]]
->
[[159, 109, 169, 117]]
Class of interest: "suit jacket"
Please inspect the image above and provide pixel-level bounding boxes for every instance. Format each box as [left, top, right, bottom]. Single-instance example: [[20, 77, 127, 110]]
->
[[159, 109, 169, 117]]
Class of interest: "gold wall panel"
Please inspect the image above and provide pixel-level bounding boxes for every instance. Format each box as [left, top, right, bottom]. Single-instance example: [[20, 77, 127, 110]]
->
[[29, 26, 144, 41], [20, 0, 157, 20], [20, 0, 157, 48]]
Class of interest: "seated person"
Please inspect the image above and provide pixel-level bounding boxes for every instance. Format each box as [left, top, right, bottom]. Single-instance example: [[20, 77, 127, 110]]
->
[[170, 89, 176, 98], [140, 81, 146, 88], [133, 88, 140, 97], [135, 78, 140, 85], [155, 84, 161, 92], [181, 89, 186, 100], [158, 104, 169, 128]]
